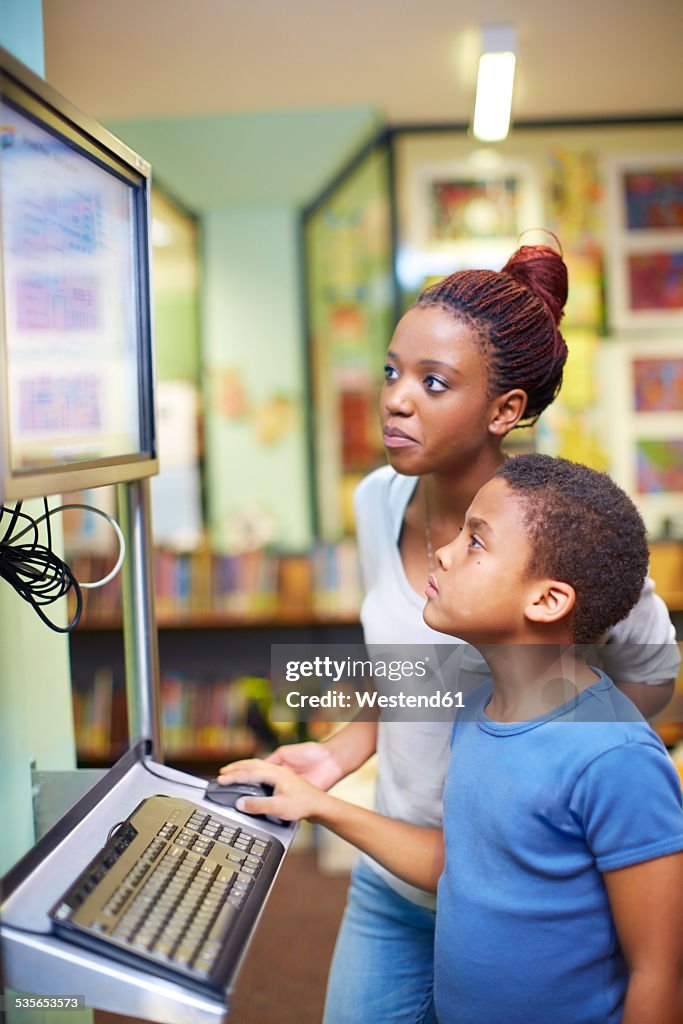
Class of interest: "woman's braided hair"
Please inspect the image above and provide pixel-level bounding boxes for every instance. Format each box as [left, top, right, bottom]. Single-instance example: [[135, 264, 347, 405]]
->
[[416, 244, 569, 425]]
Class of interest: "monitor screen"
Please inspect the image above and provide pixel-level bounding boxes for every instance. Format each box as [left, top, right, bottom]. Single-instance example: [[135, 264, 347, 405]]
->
[[0, 47, 157, 500]]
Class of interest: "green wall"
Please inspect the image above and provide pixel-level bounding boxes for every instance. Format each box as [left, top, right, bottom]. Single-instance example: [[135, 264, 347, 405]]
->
[[155, 292, 200, 382], [202, 204, 310, 549], [105, 108, 380, 211], [0, 0, 43, 73], [0, 0, 76, 879]]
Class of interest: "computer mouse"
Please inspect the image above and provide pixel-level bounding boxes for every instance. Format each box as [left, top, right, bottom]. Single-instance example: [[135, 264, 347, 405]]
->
[[204, 779, 289, 826]]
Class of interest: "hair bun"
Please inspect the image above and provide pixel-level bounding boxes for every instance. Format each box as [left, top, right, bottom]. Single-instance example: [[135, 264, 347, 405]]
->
[[502, 244, 568, 326]]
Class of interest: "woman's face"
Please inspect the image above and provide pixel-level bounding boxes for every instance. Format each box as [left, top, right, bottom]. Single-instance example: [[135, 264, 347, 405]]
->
[[380, 305, 500, 475]]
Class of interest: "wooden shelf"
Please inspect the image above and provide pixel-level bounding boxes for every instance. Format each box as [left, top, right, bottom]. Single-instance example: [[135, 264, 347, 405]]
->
[[649, 542, 683, 612], [660, 592, 683, 613], [73, 608, 361, 631], [77, 741, 263, 770]]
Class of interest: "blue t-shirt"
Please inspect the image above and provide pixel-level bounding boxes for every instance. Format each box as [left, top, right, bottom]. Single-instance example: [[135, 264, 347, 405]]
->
[[434, 672, 683, 1024]]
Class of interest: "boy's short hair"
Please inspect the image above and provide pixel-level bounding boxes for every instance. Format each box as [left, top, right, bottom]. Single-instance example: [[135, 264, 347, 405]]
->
[[495, 455, 649, 643]]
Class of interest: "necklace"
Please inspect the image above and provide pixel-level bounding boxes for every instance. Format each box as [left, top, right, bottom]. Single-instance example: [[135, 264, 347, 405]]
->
[[423, 481, 435, 572]]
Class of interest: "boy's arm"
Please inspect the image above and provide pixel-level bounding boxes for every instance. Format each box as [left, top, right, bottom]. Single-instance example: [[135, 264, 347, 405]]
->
[[604, 852, 683, 1024], [218, 758, 444, 893]]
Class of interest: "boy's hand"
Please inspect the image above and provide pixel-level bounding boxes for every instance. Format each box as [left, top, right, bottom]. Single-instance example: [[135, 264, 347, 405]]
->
[[217, 758, 331, 822], [263, 741, 345, 790]]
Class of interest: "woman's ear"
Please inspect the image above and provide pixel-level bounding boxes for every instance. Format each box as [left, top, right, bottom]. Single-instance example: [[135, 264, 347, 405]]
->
[[488, 389, 528, 436], [524, 579, 576, 628]]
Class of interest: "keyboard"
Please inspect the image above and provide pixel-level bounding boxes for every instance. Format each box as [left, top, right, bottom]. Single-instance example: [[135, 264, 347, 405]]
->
[[49, 794, 284, 995]]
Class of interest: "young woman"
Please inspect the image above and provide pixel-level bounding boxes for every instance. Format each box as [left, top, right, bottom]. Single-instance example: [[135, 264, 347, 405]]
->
[[226, 243, 680, 1024]]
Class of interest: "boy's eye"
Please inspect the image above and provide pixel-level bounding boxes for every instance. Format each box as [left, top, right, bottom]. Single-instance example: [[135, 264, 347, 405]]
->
[[384, 364, 398, 381], [425, 375, 448, 393]]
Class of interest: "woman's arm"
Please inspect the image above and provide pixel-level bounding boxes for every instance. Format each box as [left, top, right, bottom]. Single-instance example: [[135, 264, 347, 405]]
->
[[614, 679, 675, 719], [600, 577, 680, 718], [604, 852, 683, 1024], [217, 758, 445, 893], [219, 717, 378, 791]]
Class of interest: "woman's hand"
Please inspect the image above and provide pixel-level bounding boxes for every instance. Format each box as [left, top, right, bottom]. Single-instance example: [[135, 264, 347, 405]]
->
[[217, 758, 331, 822], [263, 741, 346, 790]]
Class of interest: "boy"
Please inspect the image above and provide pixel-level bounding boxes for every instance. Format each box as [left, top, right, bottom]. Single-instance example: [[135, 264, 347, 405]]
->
[[219, 455, 683, 1024]]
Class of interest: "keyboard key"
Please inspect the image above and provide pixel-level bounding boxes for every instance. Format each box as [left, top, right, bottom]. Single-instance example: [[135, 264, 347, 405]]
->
[[206, 902, 238, 943], [153, 940, 176, 960]]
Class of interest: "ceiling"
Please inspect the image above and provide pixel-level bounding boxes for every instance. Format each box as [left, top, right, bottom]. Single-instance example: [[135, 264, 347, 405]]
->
[[42, 0, 683, 125]]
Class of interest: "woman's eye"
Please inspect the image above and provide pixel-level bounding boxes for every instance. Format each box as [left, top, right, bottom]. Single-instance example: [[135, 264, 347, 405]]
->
[[425, 375, 448, 393], [469, 535, 483, 550], [384, 364, 398, 381]]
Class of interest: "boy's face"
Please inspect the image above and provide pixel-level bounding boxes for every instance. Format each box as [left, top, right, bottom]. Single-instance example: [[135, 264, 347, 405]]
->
[[423, 477, 537, 643]]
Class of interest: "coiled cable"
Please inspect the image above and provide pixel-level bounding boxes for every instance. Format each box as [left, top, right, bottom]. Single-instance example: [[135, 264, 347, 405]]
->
[[0, 499, 126, 633]]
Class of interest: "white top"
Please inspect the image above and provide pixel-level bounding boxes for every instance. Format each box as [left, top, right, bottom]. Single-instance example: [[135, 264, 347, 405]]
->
[[354, 465, 681, 907]]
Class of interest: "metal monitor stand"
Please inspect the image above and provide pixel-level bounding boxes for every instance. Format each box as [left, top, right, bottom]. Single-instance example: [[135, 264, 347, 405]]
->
[[117, 477, 163, 759], [32, 476, 164, 835]]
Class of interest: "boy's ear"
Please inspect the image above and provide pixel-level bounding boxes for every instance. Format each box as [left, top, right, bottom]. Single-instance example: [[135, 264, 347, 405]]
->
[[524, 579, 576, 627], [488, 389, 528, 436]]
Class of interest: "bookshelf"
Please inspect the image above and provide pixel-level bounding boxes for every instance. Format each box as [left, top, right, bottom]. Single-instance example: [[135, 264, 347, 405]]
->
[[68, 543, 364, 769], [69, 542, 363, 626], [70, 618, 363, 770]]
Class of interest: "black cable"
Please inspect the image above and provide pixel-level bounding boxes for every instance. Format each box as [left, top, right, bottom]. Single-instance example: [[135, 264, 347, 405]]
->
[[0, 501, 83, 633], [106, 821, 127, 841], [141, 759, 211, 790]]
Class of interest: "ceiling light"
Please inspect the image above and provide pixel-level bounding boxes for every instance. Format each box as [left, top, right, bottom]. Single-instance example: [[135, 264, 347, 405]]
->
[[472, 23, 517, 143]]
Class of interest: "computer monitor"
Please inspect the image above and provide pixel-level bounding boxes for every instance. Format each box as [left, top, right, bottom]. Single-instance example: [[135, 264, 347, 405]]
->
[[0, 46, 158, 502]]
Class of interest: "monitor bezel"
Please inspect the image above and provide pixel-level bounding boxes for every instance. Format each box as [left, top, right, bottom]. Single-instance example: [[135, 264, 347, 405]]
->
[[0, 45, 158, 501]]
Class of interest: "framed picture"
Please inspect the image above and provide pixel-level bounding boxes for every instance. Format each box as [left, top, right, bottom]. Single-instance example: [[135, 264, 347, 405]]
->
[[635, 438, 683, 495], [601, 338, 683, 535], [606, 157, 683, 328], [406, 159, 542, 275], [632, 353, 683, 412]]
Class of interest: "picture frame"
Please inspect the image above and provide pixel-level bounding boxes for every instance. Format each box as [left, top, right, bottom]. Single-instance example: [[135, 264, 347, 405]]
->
[[606, 156, 683, 329], [601, 338, 683, 535], [405, 158, 542, 278], [635, 438, 683, 496], [632, 352, 683, 413]]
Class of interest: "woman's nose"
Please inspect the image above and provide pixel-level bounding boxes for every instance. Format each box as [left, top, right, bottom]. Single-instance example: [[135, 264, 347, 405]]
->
[[383, 380, 414, 415]]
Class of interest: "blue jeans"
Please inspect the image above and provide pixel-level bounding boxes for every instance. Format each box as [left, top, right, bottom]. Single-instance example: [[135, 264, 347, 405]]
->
[[323, 860, 437, 1024]]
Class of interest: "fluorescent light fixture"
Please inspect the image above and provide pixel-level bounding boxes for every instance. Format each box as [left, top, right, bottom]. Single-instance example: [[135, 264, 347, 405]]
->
[[472, 23, 517, 142]]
